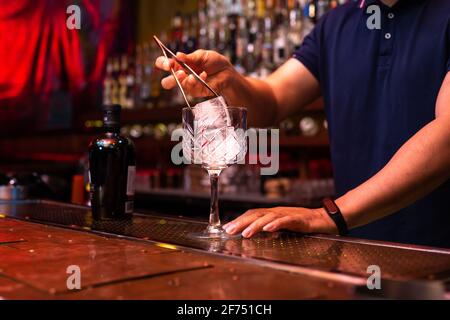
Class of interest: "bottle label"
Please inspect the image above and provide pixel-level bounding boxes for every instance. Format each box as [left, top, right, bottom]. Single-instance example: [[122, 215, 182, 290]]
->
[[127, 166, 136, 196], [125, 201, 134, 214]]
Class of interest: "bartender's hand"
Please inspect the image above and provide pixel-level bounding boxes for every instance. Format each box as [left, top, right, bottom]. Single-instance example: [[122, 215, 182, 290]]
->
[[155, 50, 236, 98], [223, 207, 338, 238]]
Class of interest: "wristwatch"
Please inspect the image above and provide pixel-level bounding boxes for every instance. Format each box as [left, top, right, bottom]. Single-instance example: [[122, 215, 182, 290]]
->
[[322, 198, 349, 236]]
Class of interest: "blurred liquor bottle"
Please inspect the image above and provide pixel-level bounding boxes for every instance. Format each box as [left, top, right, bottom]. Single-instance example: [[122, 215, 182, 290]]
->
[[119, 55, 130, 109], [288, 0, 303, 52], [149, 40, 163, 106], [102, 59, 114, 106], [111, 56, 121, 105], [134, 44, 144, 108], [183, 14, 198, 53], [235, 16, 248, 74], [140, 42, 154, 108], [170, 11, 184, 53]]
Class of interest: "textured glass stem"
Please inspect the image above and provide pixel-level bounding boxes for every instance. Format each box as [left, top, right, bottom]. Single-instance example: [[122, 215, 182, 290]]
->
[[208, 170, 222, 229]]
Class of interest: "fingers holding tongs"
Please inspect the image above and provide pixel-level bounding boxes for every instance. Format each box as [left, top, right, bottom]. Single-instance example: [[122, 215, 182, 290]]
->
[[153, 35, 231, 126], [153, 35, 220, 100], [153, 36, 192, 109]]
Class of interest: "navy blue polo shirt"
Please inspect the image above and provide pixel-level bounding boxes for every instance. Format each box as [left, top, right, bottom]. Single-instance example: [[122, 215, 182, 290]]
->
[[294, 0, 450, 247]]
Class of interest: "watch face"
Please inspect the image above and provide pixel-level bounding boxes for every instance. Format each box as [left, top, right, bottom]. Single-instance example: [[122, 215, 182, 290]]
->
[[324, 198, 339, 215]]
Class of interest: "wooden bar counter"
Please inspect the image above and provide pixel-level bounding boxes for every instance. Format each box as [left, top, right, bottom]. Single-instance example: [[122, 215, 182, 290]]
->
[[0, 200, 449, 300]]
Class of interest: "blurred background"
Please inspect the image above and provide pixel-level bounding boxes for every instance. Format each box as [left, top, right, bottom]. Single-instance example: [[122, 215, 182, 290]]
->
[[0, 0, 349, 219]]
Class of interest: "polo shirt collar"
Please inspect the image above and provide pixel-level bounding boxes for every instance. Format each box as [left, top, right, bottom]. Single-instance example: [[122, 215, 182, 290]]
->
[[359, 0, 423, 10]]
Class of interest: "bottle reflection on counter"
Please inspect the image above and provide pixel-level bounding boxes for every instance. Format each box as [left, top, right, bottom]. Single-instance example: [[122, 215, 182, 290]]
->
[[89, 104, 136, 221]]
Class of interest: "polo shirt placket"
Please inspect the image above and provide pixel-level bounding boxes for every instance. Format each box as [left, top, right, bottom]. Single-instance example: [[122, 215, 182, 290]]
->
[[378, 5, 395, 69]]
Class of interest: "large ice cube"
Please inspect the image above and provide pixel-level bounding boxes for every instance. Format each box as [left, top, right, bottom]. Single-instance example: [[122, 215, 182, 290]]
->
[[194, 96, 227, 109], [224, 127, 241, 163], [192, 96, 231, 128], [183, 128, 200, 164], [202, 127, 227, 165], [183, 126, 245, 166]]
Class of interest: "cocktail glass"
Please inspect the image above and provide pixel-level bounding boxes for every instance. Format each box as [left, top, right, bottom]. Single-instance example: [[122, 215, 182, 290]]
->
[[182, 106, 247, 240]]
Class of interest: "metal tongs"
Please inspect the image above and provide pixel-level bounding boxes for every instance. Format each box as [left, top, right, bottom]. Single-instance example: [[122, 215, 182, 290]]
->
[[153, 35, 221, 109]]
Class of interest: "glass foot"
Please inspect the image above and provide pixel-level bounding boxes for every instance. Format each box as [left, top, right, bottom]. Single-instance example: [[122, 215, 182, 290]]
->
[[188, 225, 241, 240]]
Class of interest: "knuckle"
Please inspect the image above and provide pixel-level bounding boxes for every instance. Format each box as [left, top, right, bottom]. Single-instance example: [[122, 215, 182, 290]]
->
[[271, 207, 282, 214], [194, 49, 205, 58], [203, 50, 210, 61], [254, 217, 269, 227], [195, 50, 209, 65], [274, 211, 285, 218], [279, 217, 291, 225], [255, 212, 266, 218], [303, 220, 313, 233]]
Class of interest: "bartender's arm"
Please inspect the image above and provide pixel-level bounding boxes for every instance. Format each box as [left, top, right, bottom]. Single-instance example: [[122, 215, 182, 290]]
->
[[155, 51, 450, 238], [156, 51, 321, 126]]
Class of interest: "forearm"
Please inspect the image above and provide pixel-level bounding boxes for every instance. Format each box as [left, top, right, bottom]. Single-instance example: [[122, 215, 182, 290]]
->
[[225, 118, 450, 238], [221, 59, 321, 128], [221, 71, 279, 127], [336, 118, 450, 229]]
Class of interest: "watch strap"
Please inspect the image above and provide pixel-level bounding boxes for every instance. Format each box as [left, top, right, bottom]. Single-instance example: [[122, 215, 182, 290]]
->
[[322, 198, 349, 236]]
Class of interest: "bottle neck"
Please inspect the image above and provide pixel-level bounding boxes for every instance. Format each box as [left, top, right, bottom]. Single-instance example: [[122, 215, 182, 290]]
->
[[104, 126, 120, 135], [103, 109, 121, 134]]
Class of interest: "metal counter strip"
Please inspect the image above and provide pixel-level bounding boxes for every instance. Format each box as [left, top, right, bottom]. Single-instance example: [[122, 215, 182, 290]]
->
[[309, 234, 450, 255], [0, 200, 449, 286]]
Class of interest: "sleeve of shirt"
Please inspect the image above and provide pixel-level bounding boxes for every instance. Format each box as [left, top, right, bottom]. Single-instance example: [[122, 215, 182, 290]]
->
[[447, 23, 450, 72], [293, 20, 324, 82], [447, 54, 450, 73]]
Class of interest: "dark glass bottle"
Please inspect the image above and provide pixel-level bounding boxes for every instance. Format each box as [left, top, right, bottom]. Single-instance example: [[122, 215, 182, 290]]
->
[[89, 105, 136, 220]]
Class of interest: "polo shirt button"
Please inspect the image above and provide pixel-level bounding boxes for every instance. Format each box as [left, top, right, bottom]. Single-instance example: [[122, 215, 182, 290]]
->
[[385, 33, 392, 39], [388, 13, 395, 19]]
